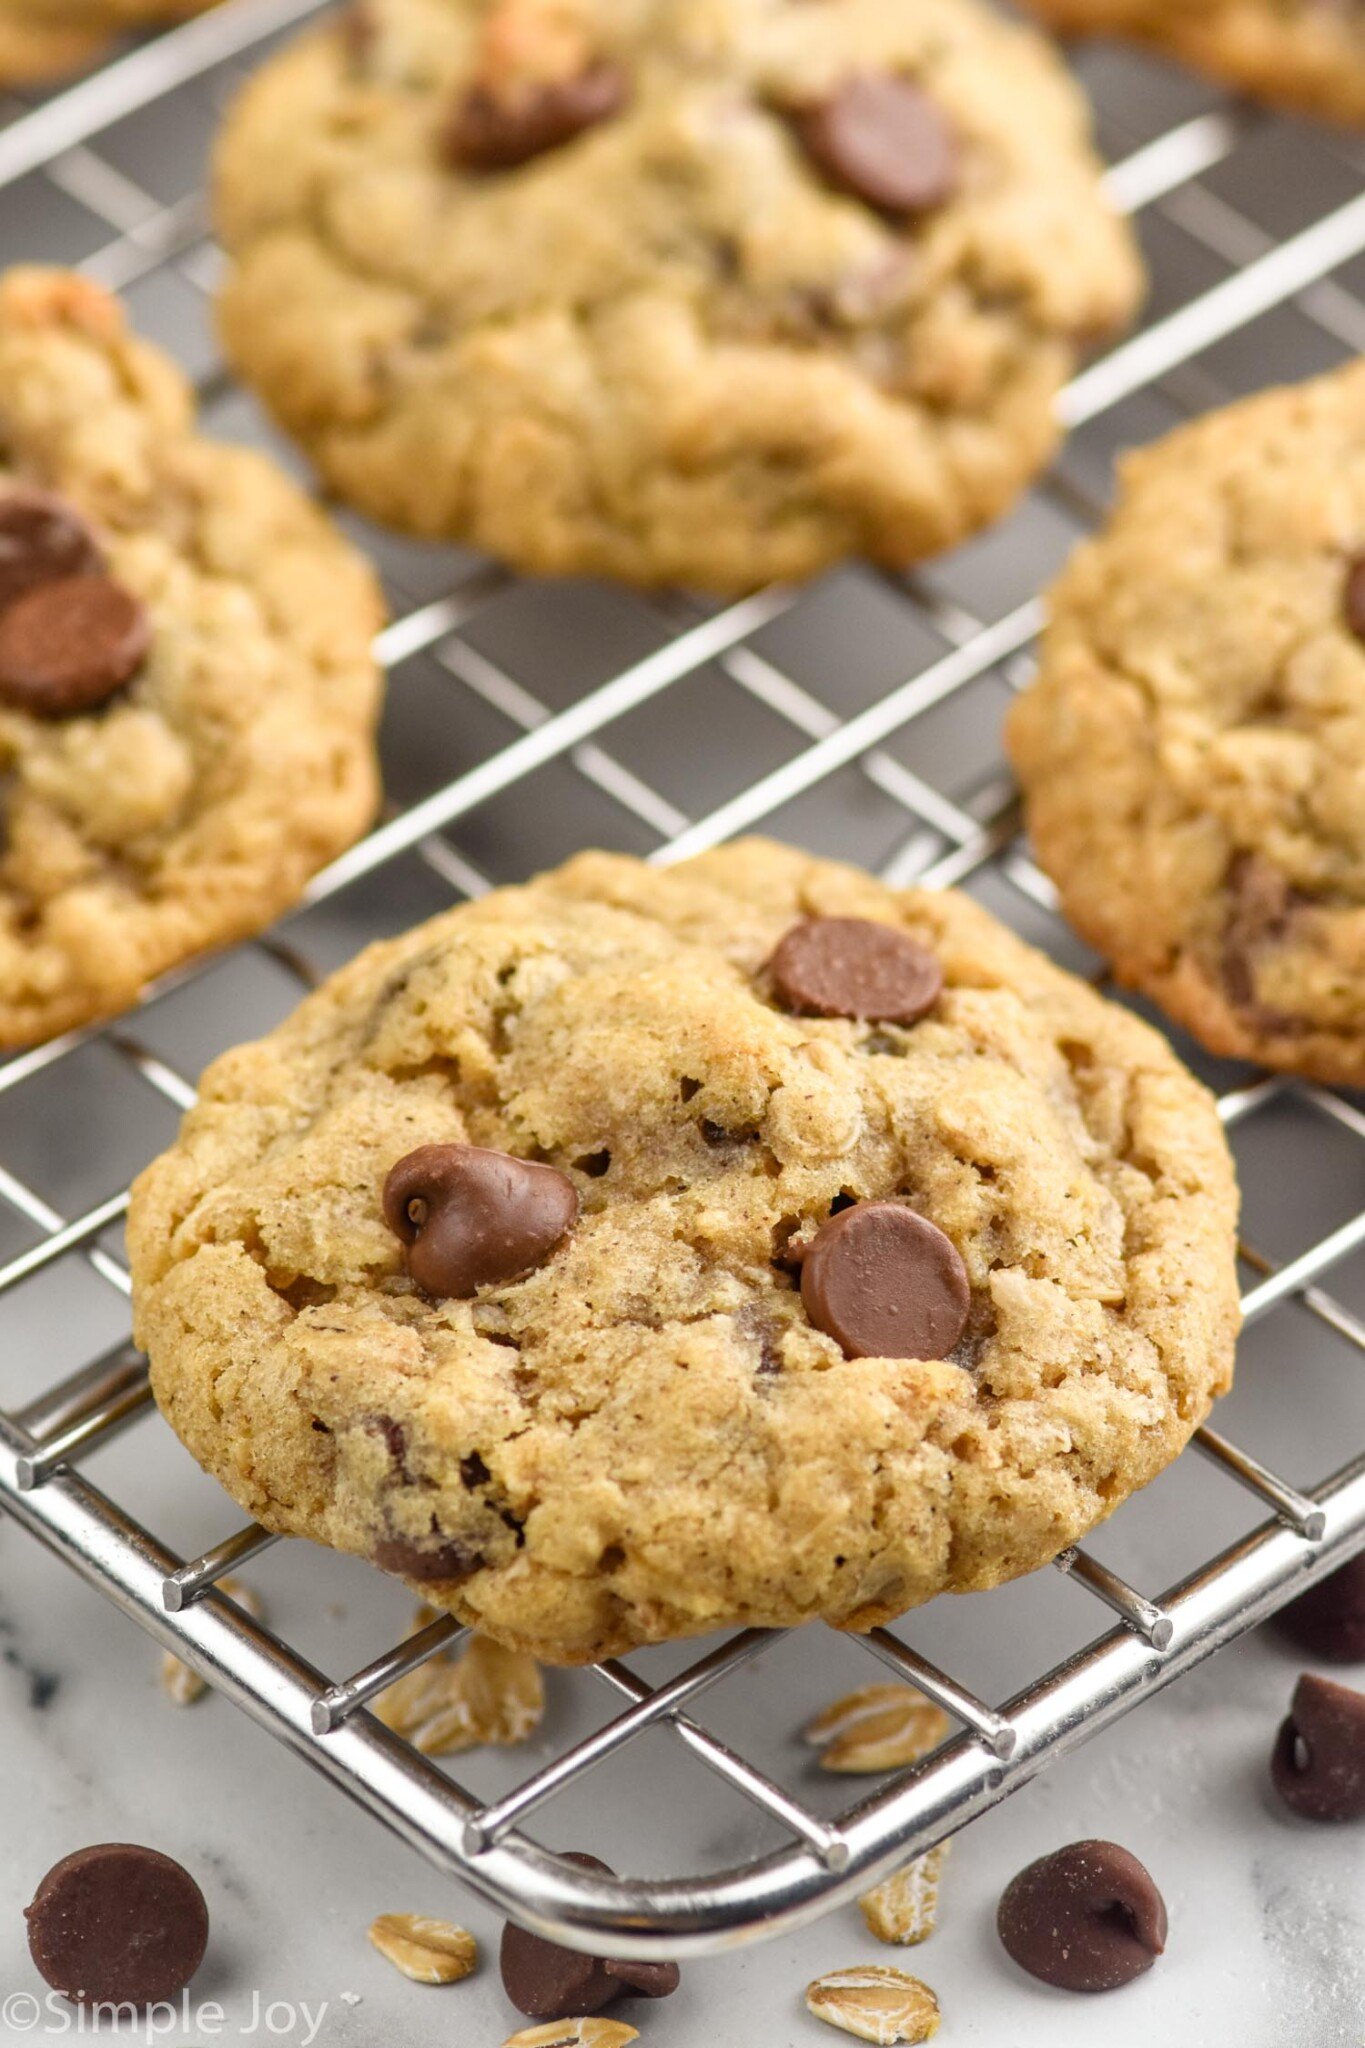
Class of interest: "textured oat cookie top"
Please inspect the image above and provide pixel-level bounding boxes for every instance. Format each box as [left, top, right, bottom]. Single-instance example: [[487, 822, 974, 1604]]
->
[[212, 0, 1141, 592], [129, 841, 1238, 1664], [0, 269, 382, 1048], [1009, 360, 1365, 1085], [1022, 0, 1365, 126]]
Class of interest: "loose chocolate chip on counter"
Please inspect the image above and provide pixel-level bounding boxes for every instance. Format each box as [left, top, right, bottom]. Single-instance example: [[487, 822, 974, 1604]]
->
[[767, 917, 942, 1024], [446, 62, 628, 171], [799, 1201, 968, 1361], [1345, 555, 1365, 643], [1276, 1554, 1365, 1662], [1271, 1672, 1365, 1821], [997, 1840, 1166, 1993], [793, 74, 959, 216], [0, 574, 151, 717], [0, 487, 103, 611], [26, 1844, 209, 2008], [383, 1143, 578, 1299], [500, 1854, 680, 2018]]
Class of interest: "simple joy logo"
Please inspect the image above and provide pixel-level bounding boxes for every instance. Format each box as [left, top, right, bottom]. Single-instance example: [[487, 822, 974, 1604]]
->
[[0, 1991, 330, 2043]]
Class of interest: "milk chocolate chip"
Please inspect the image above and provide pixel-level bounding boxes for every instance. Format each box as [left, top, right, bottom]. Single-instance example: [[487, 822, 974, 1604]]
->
[[1276, 1553, 1365, 1662], [0, 574, 150, 716], [1344, 554, 1365, 643], [768, 917, 942, 1024], [799, 1201, 969, 1360], [794, 74, 959, 215], [0, 487, 102, 610], [1271, 1672, 1365, 1821], [383, 1143, 578, 1298], [26, 1844, 209, 2008], [446, 62, 627, 170], [500, 1854, 680, 2018], [997, 1840, 1167, 1992]]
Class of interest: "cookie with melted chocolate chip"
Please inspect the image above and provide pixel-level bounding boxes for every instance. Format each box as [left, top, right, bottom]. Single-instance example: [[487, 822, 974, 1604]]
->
[[1021, 0, 1365, 128], [129, 839, 1238, 1665], [1009, 358, 1365, 1086], [0, 267, 383, 1048], [211, 0, 1140, 593]]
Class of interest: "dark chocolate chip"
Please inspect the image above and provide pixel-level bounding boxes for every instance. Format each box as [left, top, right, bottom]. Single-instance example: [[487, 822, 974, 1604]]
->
[[793, 74, 959, 216], [1271, 1672, 1365, 1821], [767, 917, 942, 1024], [373, 1530, 481, 1582], [997, 1839, 1167, 1993], [799, 1201, 969, 1361], [1344, 555, 1365, 643], [1276, 1554, 1365, 1662], [0, 574, 150, 717], [446, 61, 627, 171], [500, 1854, 680, 2018], [0, 487, 103, 612], [26, 1843, 209, 2008], [383, 1142, 578, 1298], [461, 1450, 492, 1489]]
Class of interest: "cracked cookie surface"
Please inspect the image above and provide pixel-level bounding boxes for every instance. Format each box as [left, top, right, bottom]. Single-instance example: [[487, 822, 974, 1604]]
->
[[1023, 0, 1365, 126], [1009, 360, 1365, 1085], [0, 269, 383, 1048], [129, 839, 1238, 1664], [211, 0, 1141, 593]]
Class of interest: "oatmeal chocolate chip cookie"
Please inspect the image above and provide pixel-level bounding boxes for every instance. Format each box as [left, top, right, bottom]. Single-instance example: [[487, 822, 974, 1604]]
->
[[1009, 359, 1365, 1086], [210, 0, 1141, 594], [128, 839, 1238, 1665], [0, 268, 383, 1048], [0, 0, 212, 86], [1022, 0, 1365, 127]]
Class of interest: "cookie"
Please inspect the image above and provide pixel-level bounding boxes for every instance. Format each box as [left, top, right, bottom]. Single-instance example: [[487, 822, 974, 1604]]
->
[[128, 839, 1239, 1666], [1009, 359, 1365, 1086], [211, 0, 1142, 593], [0, 0, 210, 85], [1022, 0, 1365, 127], [0, 268, 383, 1048]]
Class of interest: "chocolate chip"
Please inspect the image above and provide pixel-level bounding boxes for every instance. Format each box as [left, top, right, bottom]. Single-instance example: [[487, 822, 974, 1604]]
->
[[1271, 1672, 1365, 1821], [26, 1844, 209, 2008], [997, 1840, 1167, 1992], [793, 74, 959, 216], [373, 1530, 481, 1582], [1221, 853, 1305, 1020], [1344, 555, 1365, 642], [368, 1413, 411, 1477], [383, 1143, 578, 1298], [500, 1854, 680, 2018], [768, 917, 942, 1024], [0, 574, 150, 717], [799, 1201, 969, 1360], [1276, 1554, 1365, 1662], [0, 487, 103, 611], [446, 62, 627, 171]]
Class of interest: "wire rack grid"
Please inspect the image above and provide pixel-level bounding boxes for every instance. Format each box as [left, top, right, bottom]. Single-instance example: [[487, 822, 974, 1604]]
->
[[2, 0, 1365, 1961]]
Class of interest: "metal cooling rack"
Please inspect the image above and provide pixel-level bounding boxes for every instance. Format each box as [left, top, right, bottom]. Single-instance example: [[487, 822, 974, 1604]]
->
[[2, 0, 1365, 1960]]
